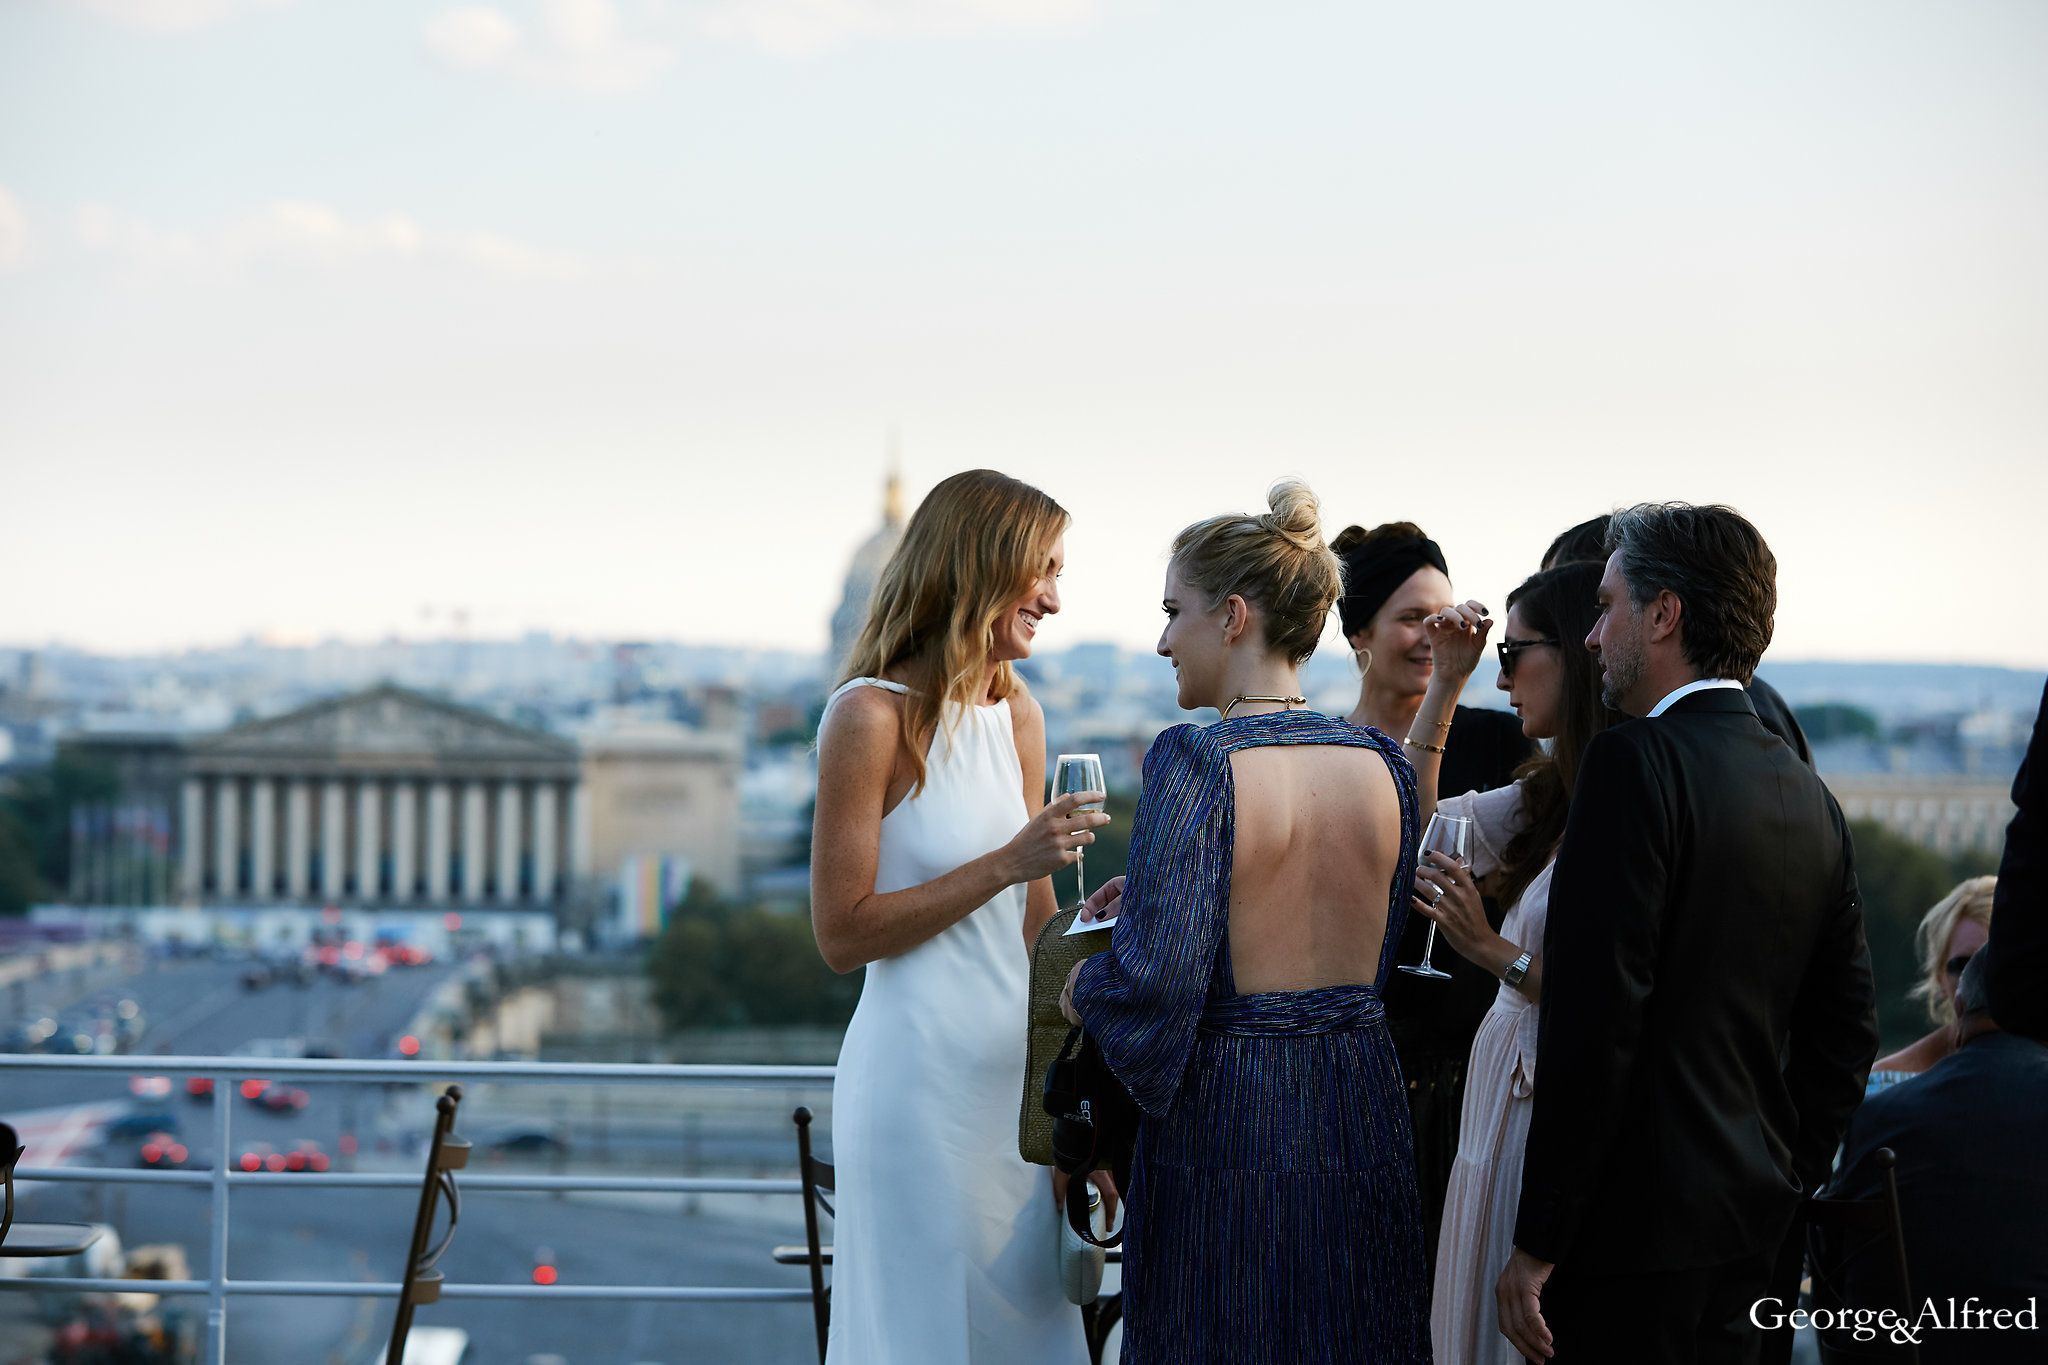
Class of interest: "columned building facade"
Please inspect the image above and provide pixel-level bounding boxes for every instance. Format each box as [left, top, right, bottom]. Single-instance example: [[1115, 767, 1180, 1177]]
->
[[175, 685, 585, 908]]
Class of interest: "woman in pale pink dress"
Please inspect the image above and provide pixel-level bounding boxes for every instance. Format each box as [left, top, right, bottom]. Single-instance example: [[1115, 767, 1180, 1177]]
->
[[1396, 560, 1619, 1365]]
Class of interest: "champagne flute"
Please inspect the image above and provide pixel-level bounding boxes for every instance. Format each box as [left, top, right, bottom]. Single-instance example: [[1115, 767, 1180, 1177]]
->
[[1050, 753, 1106, 905], [1399, 813, 1470, 980]]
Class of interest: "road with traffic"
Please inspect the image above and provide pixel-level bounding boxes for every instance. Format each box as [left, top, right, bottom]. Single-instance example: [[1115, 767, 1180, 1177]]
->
[[2, 952, 823, 1363]]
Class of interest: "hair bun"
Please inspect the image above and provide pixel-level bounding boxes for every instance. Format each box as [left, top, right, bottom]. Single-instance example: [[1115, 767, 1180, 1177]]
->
[[1263, 478, 1324, 549]]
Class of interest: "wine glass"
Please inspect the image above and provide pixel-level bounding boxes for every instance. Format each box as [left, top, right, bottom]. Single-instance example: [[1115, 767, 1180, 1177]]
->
[[1050, 753, 1106, 904], [1399, 812, 1470, 980]]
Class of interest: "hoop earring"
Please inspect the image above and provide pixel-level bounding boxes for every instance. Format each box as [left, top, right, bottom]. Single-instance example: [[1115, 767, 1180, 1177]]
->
[[1353, 647, 1373, 679]]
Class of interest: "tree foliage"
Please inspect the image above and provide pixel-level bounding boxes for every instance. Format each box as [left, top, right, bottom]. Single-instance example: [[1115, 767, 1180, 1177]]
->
[[0, 806, 41, 916], [646, 879, 862, 1030], [1796, 703, 1882, 745], [0, 752, 120, 914]]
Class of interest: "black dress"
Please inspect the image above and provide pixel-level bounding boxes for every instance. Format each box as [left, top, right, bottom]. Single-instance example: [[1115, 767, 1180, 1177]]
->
[[1379, 702, 1533, 1274]]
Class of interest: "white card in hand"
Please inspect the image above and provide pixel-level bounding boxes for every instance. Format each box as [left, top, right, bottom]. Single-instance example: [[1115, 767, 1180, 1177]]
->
[[1064, 913, 1117, 937]]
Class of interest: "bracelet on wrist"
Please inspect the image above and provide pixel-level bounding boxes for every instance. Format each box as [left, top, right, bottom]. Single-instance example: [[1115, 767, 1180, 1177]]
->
[[1403, 737, 1448, 755]]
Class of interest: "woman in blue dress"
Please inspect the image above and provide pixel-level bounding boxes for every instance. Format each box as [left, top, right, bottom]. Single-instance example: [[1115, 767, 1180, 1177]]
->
[[1061, 479, 1433, 1362]]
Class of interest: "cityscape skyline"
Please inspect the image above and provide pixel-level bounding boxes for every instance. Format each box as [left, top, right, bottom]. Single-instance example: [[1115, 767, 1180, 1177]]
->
[[5, 1, 2047, 666]]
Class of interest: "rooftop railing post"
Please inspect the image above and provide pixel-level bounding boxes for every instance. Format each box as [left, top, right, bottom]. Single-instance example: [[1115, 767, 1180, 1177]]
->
[[206, 1070, 231, 1365], [388, 1085, 466, 1365]]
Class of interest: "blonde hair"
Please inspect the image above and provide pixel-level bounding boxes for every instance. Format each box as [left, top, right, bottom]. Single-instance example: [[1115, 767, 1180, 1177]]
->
[[840, 469, 1068, 793], [1909, 875, 1996, 1025], [1170, 479, 1342, 665]]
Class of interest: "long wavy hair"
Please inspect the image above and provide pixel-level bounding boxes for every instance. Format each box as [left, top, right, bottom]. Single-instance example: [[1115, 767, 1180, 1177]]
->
[[1494, 560, 1624, 912], [840, 469, 1068, 794]]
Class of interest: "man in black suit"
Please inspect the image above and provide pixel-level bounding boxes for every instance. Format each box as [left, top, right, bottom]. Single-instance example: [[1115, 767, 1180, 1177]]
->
[[1498, 503, 1879, 1363], [1822, 955, 2048, 1365], [1984, 678, 2047, 1043], [1543, 513, 1812, 765]]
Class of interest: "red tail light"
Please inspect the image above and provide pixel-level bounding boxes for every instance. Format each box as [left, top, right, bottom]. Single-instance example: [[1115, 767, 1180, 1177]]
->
[[240, 1153, 261, 1172], [265, 1153, 287, 1173], [141, 1142, 162, 1163], [531, 1265, 558, 1286]]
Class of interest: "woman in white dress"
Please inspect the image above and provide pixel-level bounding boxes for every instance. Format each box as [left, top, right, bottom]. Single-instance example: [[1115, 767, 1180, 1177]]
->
[[810, 469, 1112, 1364], [1392, 561, 1621, 1365]]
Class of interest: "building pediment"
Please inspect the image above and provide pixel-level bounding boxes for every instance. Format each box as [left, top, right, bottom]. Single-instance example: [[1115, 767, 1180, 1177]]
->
[[189, 684, 579, 775]]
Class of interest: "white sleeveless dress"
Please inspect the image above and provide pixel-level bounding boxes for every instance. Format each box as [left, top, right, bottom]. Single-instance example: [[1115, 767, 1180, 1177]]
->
[[823, 679, 1087, 1365]]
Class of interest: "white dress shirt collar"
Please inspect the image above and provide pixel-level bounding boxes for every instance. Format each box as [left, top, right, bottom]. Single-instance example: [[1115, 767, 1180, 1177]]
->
[[1646, 678, 1744, 719]]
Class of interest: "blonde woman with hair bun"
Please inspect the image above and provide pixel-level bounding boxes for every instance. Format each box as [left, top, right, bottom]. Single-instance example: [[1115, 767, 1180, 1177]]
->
[[811, 469, 1109, 1364], [1866, 875, 1997, 1092], [1060, 479, 1433, 1362]]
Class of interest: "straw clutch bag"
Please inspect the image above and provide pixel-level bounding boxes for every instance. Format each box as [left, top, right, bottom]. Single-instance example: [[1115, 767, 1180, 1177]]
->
[[1019, 904, 1113, 1166]]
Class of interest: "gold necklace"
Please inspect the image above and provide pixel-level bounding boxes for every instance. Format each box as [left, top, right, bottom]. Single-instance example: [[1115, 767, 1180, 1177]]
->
[[1222, 694, 1307, 719]]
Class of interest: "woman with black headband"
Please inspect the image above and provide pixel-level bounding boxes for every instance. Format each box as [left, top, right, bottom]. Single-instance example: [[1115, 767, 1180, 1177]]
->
[[1331, 520, 1533, 1278]]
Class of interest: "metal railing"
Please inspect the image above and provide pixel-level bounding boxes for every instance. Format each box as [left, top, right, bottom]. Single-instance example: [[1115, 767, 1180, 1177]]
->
[[0, 1052, 835, 1364]]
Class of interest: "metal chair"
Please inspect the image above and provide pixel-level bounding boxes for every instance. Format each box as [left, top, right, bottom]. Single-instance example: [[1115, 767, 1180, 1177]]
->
[[385, 1085, 471, 1365], [1082, 1285, 1123, 1365], [1804, 1146, 1918, 1365], [770, 1106, 834, 1363], [0, 1121, 102, 1260], [767, 1108, 1126, 1365]]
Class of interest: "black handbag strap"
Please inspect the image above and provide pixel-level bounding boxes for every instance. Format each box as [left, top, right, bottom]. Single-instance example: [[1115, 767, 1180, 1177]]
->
[[1065, 1172, 1124, 1250]]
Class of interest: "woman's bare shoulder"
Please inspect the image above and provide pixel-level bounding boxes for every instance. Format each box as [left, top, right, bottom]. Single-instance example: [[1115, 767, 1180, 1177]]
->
[[1004, 680, 1044, 731], [819, 685, 904, 754]]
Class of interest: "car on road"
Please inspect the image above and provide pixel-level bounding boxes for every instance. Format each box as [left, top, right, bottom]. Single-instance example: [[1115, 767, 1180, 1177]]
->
[[137, 1132, 191, 1169], [235, 1140, 329, 1173], [240, 1080, 310, 1114], [129, 1075, 174, 1102], [106, 1106, 181, 1141], [476, 1127, 571, 1162], [2, 1013, 60, 1052], [85, 995, 148, 1049], [282, 1139, 330, 1173], [46, 1013, 117, 1055], [236, 1142, 286, 1173]]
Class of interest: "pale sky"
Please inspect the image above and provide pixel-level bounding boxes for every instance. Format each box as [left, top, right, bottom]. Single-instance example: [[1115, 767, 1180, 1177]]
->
[[3, 0, 2045, 667]]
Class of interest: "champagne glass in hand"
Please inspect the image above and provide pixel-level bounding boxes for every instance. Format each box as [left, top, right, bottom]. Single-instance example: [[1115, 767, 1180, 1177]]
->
[[1400, 813, 1470, 980], [1050, 753, 1106, 903]]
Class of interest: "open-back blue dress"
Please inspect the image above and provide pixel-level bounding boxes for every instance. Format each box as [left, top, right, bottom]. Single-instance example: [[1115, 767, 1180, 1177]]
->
[[1070, 711, 1431, 1363]]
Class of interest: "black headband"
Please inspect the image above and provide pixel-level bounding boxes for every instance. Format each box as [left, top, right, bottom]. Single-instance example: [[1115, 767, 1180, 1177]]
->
[[1337, 536, 1449, 637]]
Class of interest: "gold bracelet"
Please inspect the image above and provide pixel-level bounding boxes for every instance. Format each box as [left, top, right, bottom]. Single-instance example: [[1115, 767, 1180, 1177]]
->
[[1403, 737, 1447, 755], [1428, 717, 1454, 731]]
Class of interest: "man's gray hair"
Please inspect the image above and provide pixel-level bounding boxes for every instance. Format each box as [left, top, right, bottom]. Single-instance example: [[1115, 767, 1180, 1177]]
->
[[1604, 503, 1777, 684], [1955, 951, 1993, 1021]]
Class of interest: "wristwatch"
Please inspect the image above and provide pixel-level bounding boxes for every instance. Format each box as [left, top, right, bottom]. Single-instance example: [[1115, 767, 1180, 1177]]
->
[[1502, 950, 1533, 988]]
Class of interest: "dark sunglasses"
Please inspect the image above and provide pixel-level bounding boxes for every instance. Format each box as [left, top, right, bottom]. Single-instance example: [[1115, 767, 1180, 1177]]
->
[[1944, 951, 1976, 978], [1496, 637, 1561, 683]]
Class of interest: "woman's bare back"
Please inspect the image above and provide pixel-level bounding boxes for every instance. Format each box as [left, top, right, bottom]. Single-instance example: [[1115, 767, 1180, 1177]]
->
[[1225, 742, 1405, 994]]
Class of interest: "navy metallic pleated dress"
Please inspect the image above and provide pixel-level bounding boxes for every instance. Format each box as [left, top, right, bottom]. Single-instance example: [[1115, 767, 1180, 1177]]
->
[[1070, 712, 1431, 1363]]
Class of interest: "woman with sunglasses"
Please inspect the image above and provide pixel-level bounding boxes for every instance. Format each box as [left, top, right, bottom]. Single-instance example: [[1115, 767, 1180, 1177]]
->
[[1865, 876, 1997, 1093], [1395, 560, 1624, 1365]]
